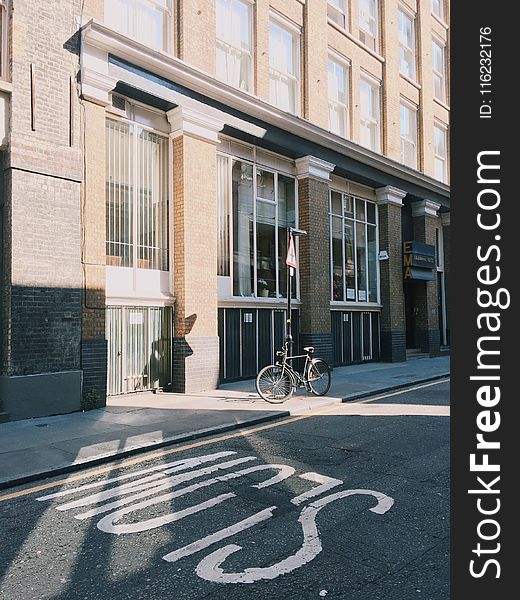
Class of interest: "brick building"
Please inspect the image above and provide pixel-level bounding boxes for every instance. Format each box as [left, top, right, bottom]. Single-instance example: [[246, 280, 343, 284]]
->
[[0, 0, 450, 420]]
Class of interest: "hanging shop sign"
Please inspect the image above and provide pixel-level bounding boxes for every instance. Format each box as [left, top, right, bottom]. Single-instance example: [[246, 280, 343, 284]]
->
[[403, 241, 435, 280]]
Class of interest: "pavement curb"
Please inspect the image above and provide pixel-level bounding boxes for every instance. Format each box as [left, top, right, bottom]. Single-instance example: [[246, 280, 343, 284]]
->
[[341, 372, 451, 403], [0, 410, 290, 492]]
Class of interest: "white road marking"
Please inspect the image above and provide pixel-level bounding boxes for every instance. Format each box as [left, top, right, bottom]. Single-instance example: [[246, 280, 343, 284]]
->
[[98, 492, 237, 535], [71, 456, 257, 519], [196, 489, 394, 584], [35, 449, 396, 584], [87, 464, 295, 534], [291, 473, 343, 506], [36, 451, 236, 502], [162, 507, 277, 564]]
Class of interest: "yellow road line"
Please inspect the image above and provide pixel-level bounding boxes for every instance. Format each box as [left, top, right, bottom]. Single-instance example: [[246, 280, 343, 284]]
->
[[0, 378, 449, 503]]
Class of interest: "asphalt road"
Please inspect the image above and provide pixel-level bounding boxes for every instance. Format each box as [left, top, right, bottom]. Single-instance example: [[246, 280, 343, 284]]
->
[[0, 380, 450, 600]]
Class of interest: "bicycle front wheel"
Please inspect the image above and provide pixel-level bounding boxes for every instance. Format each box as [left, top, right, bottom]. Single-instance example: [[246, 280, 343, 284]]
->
[[307, 359, 331, 396], [256, 365, 294, 403]]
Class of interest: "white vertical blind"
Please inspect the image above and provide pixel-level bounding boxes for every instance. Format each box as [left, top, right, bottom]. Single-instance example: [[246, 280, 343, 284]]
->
[[216, 0, 253, 92], [217, 154, 230, 276], [106, 118, 169, 271]]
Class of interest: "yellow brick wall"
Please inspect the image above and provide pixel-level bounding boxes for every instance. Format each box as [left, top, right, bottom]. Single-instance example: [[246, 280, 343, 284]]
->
[[173, 0, 450, 183]]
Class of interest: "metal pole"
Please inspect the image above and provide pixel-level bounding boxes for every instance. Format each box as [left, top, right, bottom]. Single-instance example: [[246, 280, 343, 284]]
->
[[286, 228, 293, 358]]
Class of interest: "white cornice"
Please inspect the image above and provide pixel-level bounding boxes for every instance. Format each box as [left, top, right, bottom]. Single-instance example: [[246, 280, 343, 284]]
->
[[295, 156, 335, 181], [167, 105, 224, 144], [375, 185, 407, 207], [80, 20, 450, 200], [412, 199, 441, 218], [81, 67, 117, 106]]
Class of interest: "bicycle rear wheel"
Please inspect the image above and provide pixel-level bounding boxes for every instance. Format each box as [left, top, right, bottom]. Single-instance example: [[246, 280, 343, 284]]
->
[[256, 365, 294, 403], [307, 359, 331, 396]]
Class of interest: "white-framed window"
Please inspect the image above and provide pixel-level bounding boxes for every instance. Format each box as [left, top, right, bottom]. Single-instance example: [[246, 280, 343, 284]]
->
[[328, 53, 350, 138], [106, 117, 170, 271], [330, 191, 379, 303], [434, 122, 448, 183], [400, 99, 418, 169], [105, 0, 173, 53], [216, 0, 254, 92], [359, 0, 379, 52], [327, 0, 349, 30], [217, 153, 298, 299], [431, 0, 444, 21], [432, 38, 447, 102], [359, 76, 380, 152], [269, 15, 300, 114], [0, 0, 8, 82], [398, 6, 416, 80]]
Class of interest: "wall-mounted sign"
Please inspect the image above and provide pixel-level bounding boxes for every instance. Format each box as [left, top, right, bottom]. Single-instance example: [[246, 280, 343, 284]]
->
[[403, 241, 435, 281]]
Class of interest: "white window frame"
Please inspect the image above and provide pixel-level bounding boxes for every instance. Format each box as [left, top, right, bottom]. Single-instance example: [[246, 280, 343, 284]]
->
[[268, 12, 301, 115], [398, 5, 416, 81], [328, 51, 351, 138], [434, 121, 448, 183], [329, 190, 380, 305], [217, 148, 299, 300], [359, 73, 381, 153], [0, 0, 8, 82], [431, 0, 444, 21], [327, 0, 349, 30], [400, 98, 418, 169], [358, 0, 379, 52], [216, 0, 254, 93], [106, 109, 172, 273], [104, 0, 174, 54], [432, 36, 447, 102]]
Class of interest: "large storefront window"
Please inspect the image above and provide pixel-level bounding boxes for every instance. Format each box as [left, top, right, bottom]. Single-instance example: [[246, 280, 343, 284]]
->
[[330, 191, 379, 303], [106, 118, 169, 271], [217, 154, 297, 299]]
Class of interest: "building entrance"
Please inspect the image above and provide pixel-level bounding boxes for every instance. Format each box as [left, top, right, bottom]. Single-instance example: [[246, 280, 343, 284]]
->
[[106, 306, 173, 395]]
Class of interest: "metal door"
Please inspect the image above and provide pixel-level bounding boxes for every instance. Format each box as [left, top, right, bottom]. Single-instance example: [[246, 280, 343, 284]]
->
[[107, 306, 173, 395]]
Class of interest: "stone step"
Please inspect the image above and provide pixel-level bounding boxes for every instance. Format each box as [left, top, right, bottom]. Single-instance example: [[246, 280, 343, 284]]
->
[[406, 349, 430, 361], [0, 412, 10, 424]]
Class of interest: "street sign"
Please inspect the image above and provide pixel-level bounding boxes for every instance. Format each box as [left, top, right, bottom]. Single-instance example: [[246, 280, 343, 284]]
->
[[285, 236, 297, 269]]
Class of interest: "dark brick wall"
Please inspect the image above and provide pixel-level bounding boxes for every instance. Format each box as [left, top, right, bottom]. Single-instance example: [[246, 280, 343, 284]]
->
[[300, 332, 333, 366], [81, 339, 108, 404], [378, 202, 406, 361], [172, 336, 220, 393], [298, 176, 332, 337], [413, 213, 441, 356], [443, 221, 451, 344]]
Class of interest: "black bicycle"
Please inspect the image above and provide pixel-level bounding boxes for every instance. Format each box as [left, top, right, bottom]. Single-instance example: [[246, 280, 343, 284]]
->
[[255, 343, 331, 403]]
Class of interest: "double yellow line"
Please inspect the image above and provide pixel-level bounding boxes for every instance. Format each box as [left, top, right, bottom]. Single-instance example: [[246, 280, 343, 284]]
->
[[0, 378, 449, 503]]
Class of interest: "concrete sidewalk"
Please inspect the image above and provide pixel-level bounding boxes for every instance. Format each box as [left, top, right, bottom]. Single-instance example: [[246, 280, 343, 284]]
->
[[0, 356, 449, 490]]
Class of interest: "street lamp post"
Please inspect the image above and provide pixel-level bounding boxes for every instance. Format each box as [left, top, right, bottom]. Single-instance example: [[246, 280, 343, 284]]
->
[[285, 227, 307, 359]]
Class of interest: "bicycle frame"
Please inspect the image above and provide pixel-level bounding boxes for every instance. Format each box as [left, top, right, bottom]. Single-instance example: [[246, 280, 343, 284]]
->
[[275, 351, 313, 389]]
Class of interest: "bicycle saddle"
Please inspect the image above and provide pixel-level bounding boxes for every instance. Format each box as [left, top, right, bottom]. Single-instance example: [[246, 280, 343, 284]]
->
[[303, 346, 315, 353]]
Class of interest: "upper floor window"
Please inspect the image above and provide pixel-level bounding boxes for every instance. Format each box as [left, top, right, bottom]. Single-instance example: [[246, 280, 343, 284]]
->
[[359, 76, 380, 152], [400, 100, 418, 169], [327, 0, 348, 30], [105, 0, 173, 53], [359, 0, 379, 52], [106, 118, 169, 271], [431, 0, 444, 21], [216, 0, 253, 92], [269, 15, 300, 114], [330, 191, 379, 303], [0, 0, 8, 81], [328, 55, 350, 138], [398, 7, 416, 80], [434, 123, 448, 183], [217, 153, 297, 299], [432, 38, 447, 102]]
